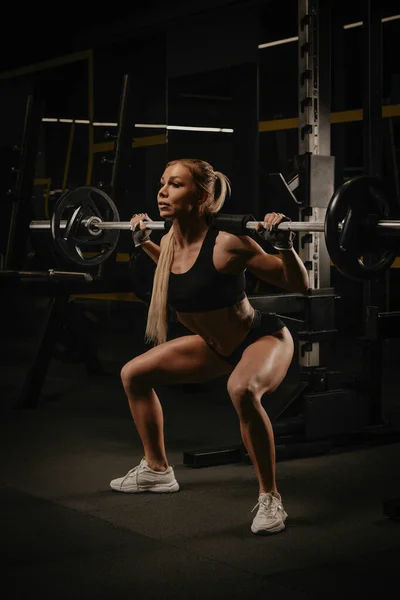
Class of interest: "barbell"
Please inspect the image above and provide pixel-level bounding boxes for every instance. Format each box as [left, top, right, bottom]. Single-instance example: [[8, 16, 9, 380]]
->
[[29, 175, 400, 281]]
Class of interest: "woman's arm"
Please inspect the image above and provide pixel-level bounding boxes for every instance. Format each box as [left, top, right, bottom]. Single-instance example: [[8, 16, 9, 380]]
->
[[136, 234, 169, 264], [271, 247, 310, 293], [130, 213, 167, 264], [225, 234, 309, 293], [138, 240, 161, 264]]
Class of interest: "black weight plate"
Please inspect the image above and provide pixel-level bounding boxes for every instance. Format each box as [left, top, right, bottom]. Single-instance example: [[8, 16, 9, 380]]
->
[[51, 186, 120, 266], [325, 176, 397, 281]]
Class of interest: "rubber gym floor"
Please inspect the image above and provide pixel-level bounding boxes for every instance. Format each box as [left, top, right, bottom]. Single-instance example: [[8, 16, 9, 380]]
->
[[1, 295, 400, 599]]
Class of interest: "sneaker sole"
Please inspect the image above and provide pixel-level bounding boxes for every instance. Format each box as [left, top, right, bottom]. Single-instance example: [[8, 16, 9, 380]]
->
[[251, 521, 286, 534], [110, 481, 180, 493], [251, 511, 288, 535]]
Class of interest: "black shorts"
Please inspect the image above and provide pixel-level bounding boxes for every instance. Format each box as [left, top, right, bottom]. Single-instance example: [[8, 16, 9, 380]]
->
[[205, 310, 285, 367]]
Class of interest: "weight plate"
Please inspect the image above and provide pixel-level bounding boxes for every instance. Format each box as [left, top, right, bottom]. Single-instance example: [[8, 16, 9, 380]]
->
[[51, 186, 120, 266], [325, 176, 397, 281]]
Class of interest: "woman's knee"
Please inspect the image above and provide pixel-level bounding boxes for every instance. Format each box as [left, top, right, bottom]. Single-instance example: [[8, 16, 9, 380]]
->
[[228, 378, 260, 410], [120, 357, 150, 390], [227, 374, 282, 411]]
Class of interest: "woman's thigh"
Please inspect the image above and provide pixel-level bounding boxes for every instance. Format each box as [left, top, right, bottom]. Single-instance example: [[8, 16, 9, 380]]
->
[[122, 335, 234, 387], [227, 327, 294, 396]]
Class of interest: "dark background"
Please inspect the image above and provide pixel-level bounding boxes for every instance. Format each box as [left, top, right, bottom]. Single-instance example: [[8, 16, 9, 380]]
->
[[1, 3, 400, 597]]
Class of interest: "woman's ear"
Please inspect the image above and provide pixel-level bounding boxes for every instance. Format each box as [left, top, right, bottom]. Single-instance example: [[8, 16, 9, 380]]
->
[[198, 191, 210, 215]]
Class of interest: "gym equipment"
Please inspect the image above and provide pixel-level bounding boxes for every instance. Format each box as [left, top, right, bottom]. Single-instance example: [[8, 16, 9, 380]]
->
[[50, 186, 121, 267], [0, 269, 102, 409], [324, 176, 398, 281], [29, 175, 399, 281]]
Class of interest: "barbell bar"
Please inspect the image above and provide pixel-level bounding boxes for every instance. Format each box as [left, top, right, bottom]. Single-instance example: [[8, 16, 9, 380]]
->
[[29, 218, 400, 233], [28, 175, 400, 280]]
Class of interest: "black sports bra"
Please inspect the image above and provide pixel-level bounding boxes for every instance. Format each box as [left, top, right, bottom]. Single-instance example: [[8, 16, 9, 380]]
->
[[168, 228, 246, 313]]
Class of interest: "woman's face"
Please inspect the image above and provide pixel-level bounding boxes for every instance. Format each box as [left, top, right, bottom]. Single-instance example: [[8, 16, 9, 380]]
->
[[157, 163, 201, 219]]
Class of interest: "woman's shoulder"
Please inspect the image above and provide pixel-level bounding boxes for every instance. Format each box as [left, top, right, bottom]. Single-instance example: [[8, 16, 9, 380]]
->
[[215, 230, 260, 258]]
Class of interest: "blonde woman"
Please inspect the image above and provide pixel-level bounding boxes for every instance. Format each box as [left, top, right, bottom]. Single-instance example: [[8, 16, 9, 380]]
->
[[110, 158, 309, 535]]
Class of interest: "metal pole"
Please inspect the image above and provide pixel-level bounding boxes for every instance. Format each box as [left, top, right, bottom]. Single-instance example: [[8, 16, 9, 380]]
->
[[298, 0, 334, 291], [362, 0, 385, 428]]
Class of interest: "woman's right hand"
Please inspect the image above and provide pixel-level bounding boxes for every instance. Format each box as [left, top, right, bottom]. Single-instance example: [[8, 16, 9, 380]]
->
[[130, 213, 153, 247]]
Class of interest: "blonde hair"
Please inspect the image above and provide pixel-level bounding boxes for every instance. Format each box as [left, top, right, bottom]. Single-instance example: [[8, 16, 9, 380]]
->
[[145, 158, 231, 345]]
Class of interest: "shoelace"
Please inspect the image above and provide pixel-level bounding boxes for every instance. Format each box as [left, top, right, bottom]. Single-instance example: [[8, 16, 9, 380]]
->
[[121, 458, 147, 488], [251, 493, 280, 515]]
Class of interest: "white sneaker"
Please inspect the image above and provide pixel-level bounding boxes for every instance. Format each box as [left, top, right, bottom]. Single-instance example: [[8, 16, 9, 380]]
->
[[251, 492, 288, 534], [110, 458, 180, 493]]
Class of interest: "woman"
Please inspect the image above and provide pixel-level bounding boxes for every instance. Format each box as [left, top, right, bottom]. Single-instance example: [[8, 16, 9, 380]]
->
[[110, 158, 309, 535]]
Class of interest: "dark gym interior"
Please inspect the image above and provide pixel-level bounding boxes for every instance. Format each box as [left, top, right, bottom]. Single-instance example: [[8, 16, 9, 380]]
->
[[1, 1, 400, 598]]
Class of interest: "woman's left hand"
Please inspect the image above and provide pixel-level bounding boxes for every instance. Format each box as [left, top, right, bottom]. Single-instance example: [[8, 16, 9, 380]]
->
[[130, 213, 153, 247], [256, 212, 295, 250]]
